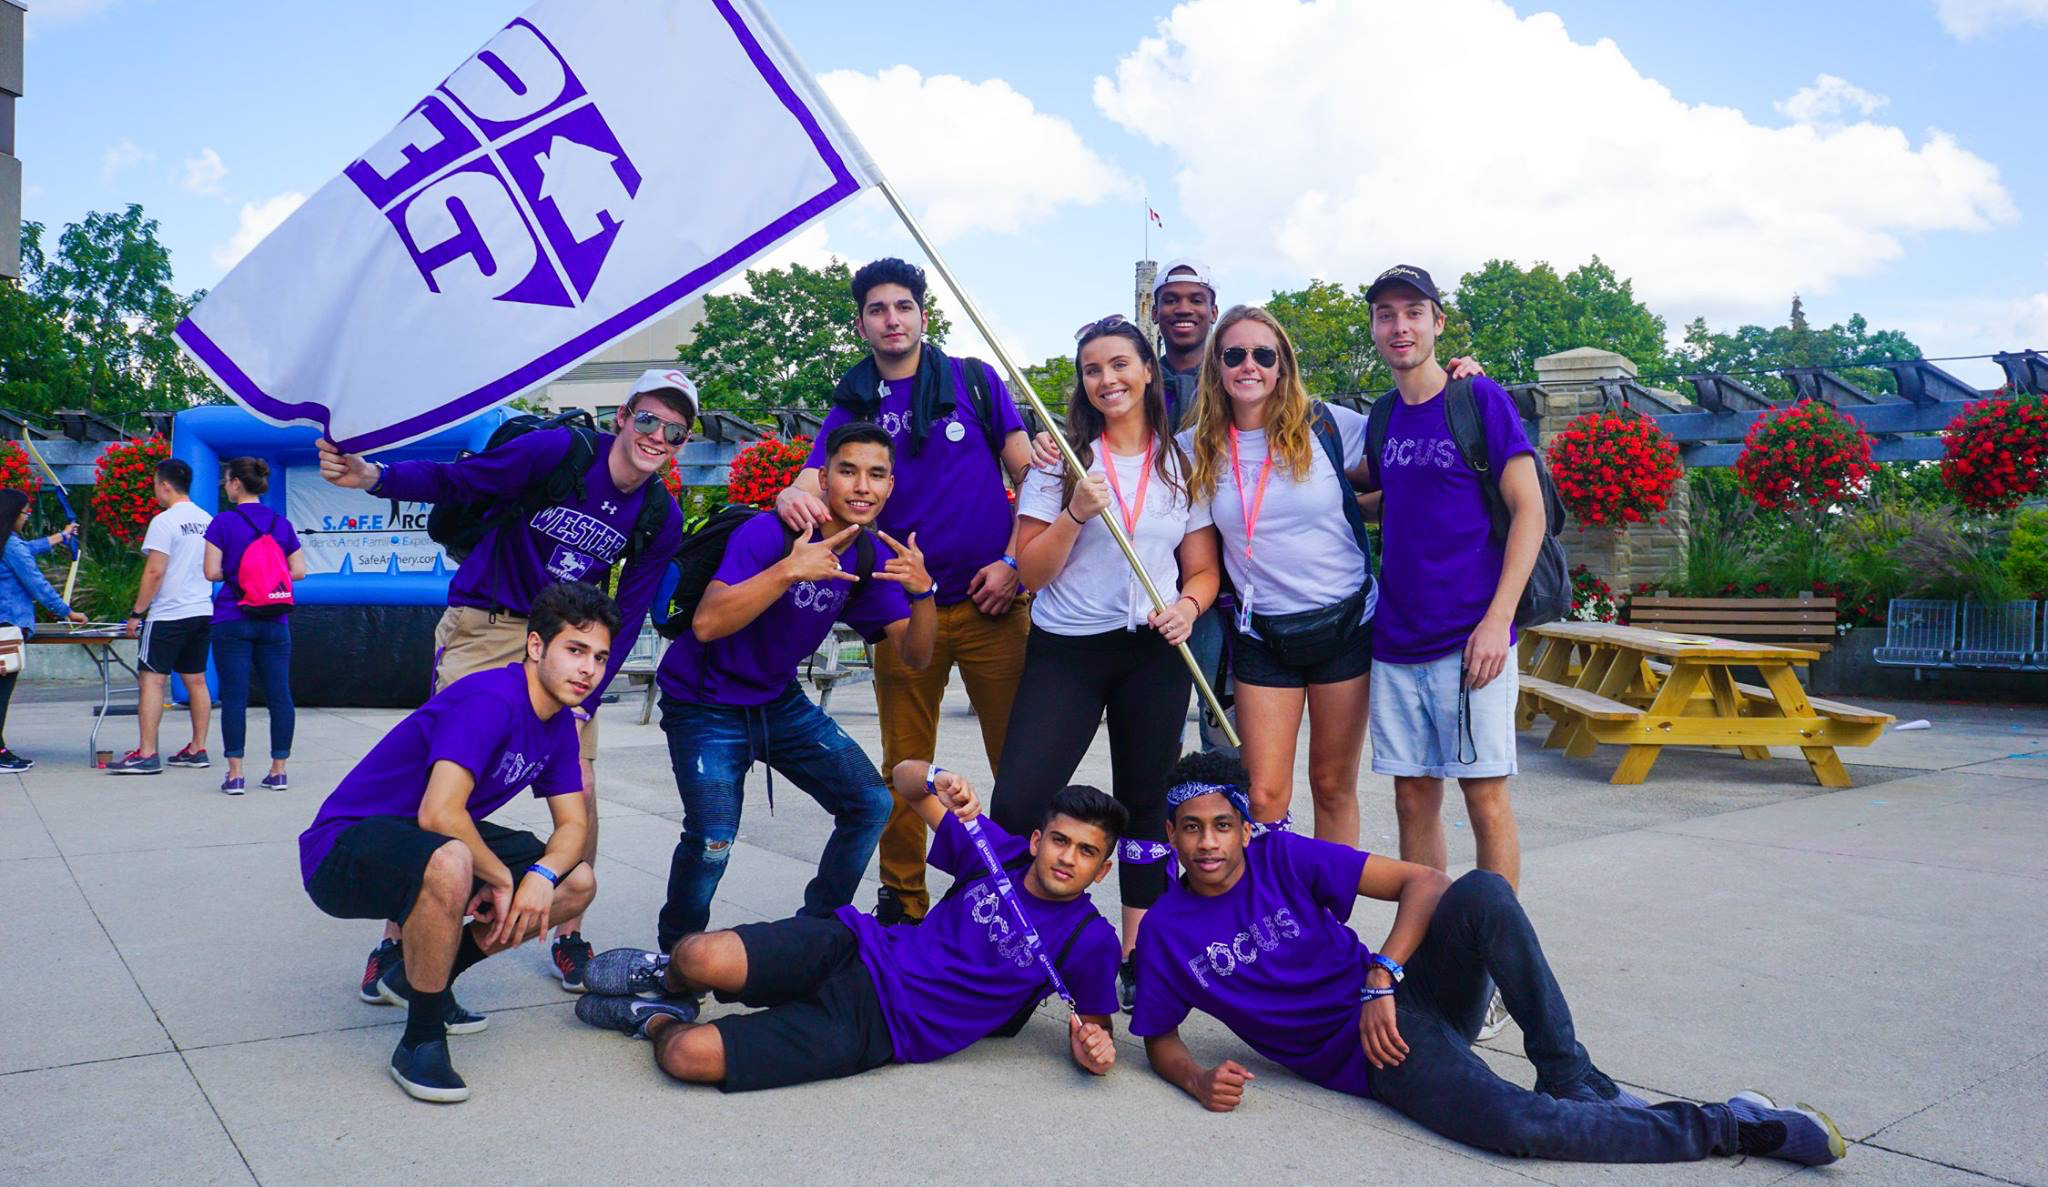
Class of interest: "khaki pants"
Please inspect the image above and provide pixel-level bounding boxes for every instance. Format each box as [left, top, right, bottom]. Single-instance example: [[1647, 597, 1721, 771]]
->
[[873, 598, 1029, 916], [433, 605, 599, 762]]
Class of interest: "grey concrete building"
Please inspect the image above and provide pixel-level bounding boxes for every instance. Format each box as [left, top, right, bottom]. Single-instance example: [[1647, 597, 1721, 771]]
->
[[0, 0, 20, 281]]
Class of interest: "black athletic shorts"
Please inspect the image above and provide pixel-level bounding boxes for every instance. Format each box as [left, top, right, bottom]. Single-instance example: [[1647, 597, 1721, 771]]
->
[[139, 616, 212, 676], [709, 915, 895, 1093], [304, 815, 546, 926]]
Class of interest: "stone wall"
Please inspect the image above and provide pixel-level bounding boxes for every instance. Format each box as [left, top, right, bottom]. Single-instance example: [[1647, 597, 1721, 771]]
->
[[1530, 347, 1691, 592]]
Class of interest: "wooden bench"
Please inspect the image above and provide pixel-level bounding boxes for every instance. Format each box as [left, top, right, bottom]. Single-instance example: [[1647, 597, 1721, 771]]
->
[[1519, 674, 1642, 759], [1628, 593, 1837, 653]]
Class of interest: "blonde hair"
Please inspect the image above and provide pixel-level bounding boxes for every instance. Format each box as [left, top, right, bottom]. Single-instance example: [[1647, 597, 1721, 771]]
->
[[1188, 305, 1317, 501]]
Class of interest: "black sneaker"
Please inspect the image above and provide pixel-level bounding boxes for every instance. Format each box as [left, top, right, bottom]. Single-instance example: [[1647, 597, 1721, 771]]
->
[[875, 886, 922, 927], [372, 956, 488, 1035], [165, 746, 210, 769], [389, 1038, 469, 1103], [575, 992, 701, 1037], [1116, 954, 1138, 1014], [552, 932, 593, 994], [582, 948, 670, 996], [0, 749, 32, 772], [359, 939, 400, 1003]]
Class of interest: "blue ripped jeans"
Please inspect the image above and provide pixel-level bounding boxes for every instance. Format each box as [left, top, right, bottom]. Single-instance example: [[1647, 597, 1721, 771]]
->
[[656, 682, 893, 951]]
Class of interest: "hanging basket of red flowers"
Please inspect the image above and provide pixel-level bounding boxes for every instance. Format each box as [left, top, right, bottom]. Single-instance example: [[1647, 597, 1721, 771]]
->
[[725, 435, 813, 508], [90, 435, 172, 547], [1733, 399, 1875, 513], [1544, 411, 1682, 528], [0, 441, 40, 496], [1938, 388, 2048, 513]]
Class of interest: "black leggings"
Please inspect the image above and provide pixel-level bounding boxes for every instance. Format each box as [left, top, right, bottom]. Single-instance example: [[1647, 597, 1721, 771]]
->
[[0, 669, 15, 749], [989, 625, 1190, 909]]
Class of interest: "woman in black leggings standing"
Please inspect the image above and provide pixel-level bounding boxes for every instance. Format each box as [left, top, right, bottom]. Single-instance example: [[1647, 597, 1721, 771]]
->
[[989, 315, 1222, 1008]]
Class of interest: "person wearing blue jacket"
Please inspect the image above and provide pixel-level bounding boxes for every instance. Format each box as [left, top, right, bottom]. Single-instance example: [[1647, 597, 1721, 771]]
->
[[0, 488, 84, 770]]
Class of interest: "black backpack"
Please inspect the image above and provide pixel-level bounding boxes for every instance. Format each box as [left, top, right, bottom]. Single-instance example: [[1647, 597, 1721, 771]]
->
[[1364, 377, 1570, 628], [654, 505, 878, 641], [422, 408, 674, 569]]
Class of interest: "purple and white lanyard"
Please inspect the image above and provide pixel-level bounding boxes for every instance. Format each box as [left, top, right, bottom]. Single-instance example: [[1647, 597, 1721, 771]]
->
[[932, 769, 1075, 1009]]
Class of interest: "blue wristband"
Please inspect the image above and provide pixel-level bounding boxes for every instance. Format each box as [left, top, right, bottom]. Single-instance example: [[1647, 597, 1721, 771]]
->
[[1366, 952, 1405, 982], [999, 553, 1017, 569], [1360, 985, 1397, 1002], [526, 863, 560, 887]]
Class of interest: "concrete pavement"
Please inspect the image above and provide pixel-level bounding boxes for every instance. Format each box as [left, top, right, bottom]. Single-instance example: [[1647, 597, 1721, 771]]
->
[[3, 679, 2043, 1186]]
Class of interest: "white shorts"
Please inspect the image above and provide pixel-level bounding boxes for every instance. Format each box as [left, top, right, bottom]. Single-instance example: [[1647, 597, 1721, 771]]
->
[[1369, 651, 1518, 779]]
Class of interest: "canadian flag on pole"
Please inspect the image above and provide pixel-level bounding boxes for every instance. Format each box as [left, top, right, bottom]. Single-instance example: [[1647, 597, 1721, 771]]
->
[[1148, 206, 1165, 229], [176, 0, 876, 451]]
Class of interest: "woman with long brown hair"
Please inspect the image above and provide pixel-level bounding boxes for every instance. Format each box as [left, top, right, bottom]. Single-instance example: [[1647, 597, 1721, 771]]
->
[[1182, 305, 1376, 844]]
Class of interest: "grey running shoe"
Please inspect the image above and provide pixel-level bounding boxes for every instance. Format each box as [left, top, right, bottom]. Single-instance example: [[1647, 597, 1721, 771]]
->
[[583, 948, 671, 996], [575, 992, 700, 1037], [166, 746, 210, 769], [106, 750, 161, 775]]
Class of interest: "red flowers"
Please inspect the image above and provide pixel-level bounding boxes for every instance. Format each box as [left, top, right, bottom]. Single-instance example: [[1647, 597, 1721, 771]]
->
[[1734, 400, 1875, 513], [89, 435, 171, 547], [1544, 411, 1681, 529], [0, 443, 39, 495], [1938, 390, 2048, 513], [726, 436, 813, 508]]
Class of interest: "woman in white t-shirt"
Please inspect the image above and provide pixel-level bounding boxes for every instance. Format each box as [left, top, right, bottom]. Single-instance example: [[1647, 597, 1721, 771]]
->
[[1182, 304, 1375, 845], [989, 316, 1221, 994]]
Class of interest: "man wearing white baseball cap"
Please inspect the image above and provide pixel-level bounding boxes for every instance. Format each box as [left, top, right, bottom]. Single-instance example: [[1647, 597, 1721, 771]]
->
[[1153, 259, 1220, 433], [318, 366, 692, 1000]]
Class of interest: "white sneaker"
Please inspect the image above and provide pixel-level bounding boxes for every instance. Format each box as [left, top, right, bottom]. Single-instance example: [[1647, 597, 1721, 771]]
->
[[1476, 989, 1513, 1041]]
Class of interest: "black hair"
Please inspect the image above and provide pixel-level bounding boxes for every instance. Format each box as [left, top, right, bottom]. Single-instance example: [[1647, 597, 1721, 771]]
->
[[1165, 750, 1251, 822], [529, 581, 621, 650], [0, 489, 26, 543], [1066, 319, 1188, 499], [850, 257, 928, 311], [155, 458, 193, 494], [1044, 784, 1130, 842], [223, 456, 270, 495], [824, 420, 894, 464]]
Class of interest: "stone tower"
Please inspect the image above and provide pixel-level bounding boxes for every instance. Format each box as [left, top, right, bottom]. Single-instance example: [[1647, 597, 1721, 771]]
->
[[1135, 259, 1158, 343]]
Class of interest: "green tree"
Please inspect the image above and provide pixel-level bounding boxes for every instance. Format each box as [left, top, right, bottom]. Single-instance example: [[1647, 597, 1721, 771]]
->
[[1451, 256, 1672, 383], [1676, 300, 1919, 399], [1266, 279, 1381, 396], [1021, 353, 1076, 415], [677, 259, 951, 414], [3, 206, 219, 418]]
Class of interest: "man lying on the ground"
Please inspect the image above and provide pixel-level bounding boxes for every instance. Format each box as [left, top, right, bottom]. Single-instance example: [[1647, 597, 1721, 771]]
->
[[573, 762, 1124, 1092], [1132, 750, 1846, 1168], [298, 581, 614, 1103]]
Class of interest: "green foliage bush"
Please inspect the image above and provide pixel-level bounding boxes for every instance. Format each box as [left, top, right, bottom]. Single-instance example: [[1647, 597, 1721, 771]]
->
[[2003, 509, 2048, 598]]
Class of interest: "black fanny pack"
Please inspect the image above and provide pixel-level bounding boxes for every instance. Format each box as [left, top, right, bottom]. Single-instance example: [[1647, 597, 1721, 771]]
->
[[1250, 586, 1366, 668]]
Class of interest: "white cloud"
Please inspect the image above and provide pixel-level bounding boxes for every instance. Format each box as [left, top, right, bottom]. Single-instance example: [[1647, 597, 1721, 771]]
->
[[100, 137, 153, 181], [178, 148, 229, 197], [1935, 0, 2048, 37], [1093, 0, 2016, 322], [1776, 74, 1888, 126], [819, 65, 1138, 242], [210, 191, 305, 272], [709, 223, 837, 297]]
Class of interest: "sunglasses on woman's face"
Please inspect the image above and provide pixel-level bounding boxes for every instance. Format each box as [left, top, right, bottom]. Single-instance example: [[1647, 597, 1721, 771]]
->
[[1220, 345, 1279, 369], [629, 409, 690, 446]]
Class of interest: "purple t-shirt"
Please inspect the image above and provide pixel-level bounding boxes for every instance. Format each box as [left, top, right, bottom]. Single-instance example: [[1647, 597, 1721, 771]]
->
[[203, 503, 303, 625], [807, 360, 1024, 605], [1130, 831, 1375, 1096], [377, 427, 684, 703], [835, 813, 1121, 1063], [298, 664, 582, 884], [1370, 377, 1536, 663], [656, 512, 912, 707]]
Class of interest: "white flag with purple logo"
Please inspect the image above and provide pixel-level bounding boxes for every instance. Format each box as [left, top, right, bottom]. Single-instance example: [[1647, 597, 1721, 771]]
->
[[176, 0, 873, 451]]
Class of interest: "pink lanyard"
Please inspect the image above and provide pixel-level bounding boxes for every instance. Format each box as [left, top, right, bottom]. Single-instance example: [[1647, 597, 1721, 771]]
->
[[1227, 426, 1274, 563], [1099, 435, 1154, 538]]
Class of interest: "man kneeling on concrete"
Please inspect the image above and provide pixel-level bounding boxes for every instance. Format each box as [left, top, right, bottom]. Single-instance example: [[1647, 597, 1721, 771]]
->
[[1132, 751, 1846, 1167], [298, 582, 615, 1102], [574, 761, 1123, 1092]]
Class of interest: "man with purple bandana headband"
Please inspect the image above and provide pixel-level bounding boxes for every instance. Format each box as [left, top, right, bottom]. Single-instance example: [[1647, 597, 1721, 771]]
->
[[1131, 752, 1847, 1168], [319, 370, 691, 999]]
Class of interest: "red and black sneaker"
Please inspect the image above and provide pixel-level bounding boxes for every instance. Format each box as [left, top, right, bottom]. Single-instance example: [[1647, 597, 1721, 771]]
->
[[360, 938, 400, 1004], [552, 932, 594, 994]]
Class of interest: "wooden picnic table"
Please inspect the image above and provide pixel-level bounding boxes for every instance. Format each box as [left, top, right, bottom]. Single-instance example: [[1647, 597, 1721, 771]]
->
[[1515, 620, 1893, 787], [26, 625, 139, 767]]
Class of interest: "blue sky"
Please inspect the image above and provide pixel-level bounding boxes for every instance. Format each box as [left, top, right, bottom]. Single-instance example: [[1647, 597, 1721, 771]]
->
[[22, 0, 2048, 387]]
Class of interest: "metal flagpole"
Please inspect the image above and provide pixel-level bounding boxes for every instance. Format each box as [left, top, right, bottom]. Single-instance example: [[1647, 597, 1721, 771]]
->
[[21, 430, 82, 603], [737, 0, 1237, 745]]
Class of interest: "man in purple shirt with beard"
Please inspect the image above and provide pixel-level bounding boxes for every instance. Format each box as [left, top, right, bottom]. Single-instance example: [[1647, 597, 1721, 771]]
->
[[776, 258, 1039, 928], [319, 372, 691, 998], [299, 581, 612, 1103], [573, 763, 1122, 1093], [1132, 752, 1846, 1168]]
